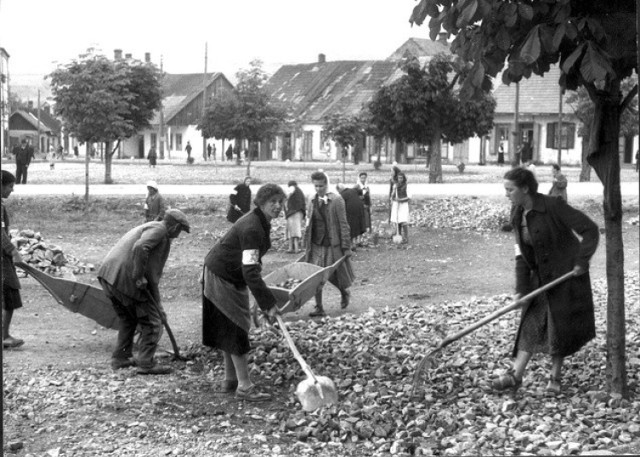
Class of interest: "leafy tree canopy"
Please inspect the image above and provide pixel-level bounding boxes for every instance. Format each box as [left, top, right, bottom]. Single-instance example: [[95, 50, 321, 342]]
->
[[198, 59, 288, 143], [323, 113, 366, 149], [48, 50, 162, 144]]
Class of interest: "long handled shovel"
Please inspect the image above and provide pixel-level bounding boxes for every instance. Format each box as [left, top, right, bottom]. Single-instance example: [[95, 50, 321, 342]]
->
[[275, 312, 338, 411], [143, 289, 186, 361], [412, 270, 576, 395]]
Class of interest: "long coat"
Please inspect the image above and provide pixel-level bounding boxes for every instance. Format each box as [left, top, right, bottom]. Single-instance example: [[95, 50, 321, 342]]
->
[[511, 193, 599, 357], [303, 192, 354, 289]]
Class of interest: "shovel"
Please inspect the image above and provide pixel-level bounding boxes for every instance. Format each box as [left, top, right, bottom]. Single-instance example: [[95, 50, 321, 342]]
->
[[412, 270, 576, 395], [275, 312, 338, 411]]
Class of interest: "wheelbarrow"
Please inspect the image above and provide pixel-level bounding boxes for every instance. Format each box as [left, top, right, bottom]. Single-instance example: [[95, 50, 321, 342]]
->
[[252, 256, 347, 410], [16, 261, 185, 360]]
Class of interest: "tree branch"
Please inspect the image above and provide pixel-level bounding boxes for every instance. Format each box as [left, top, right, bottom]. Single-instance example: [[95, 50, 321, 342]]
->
[[620, 84, 638, 113], [109, 139, 121, 157]]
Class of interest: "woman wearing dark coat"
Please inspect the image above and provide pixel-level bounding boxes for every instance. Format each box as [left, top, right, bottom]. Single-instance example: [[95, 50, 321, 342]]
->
[[202, 184, 285, 401], [227, 177, 252, 223], [492, 167, 599, 394], [337, 182, 367, 244]]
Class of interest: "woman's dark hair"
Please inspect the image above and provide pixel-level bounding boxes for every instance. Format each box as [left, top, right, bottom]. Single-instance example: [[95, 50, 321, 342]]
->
[[287, 180, 297, 187], [504, 167, 538, 193], [1, 170, 16, 185], [392, 166, 401, 178], [551, 163, 561, 171], [310, 171, 328, 183], [397, 172, 407, 183], [359, 172, 368, 178], [254, 183, 286, 206]]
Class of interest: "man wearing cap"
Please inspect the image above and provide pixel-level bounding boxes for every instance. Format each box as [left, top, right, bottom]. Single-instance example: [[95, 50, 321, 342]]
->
[[144, 181, 166, 222], [97, 209, 190, 375], [12, 139, 35, 184]]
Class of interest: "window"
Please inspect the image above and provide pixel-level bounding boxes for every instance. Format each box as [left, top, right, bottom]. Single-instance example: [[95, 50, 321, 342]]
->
[[546, 122, 575, 149], [175, 133, 183, 151]]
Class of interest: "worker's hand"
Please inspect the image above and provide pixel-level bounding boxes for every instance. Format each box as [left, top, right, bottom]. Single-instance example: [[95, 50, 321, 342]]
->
[[344, 248, 353, 258], [11, 250, 23, 264], [572, 265, 586, 276], [513, 293, 528, 308], [264, 306, 278, 325], [135, 277, 148, 290]]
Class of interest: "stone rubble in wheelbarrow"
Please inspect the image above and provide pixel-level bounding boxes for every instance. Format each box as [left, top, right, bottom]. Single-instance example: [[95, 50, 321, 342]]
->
[[10, 228, 95, 277], [244, 273, 639, 455]]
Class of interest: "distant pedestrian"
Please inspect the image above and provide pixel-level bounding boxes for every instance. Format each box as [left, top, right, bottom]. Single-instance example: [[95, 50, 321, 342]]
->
[[185, 141, 192, 159], [212, 144, 217, 161], [225, 145, 233, 161], [148, 144, 158, 168], [498, 141, 505, 166], [2, 170, 26, 349], [548, 164, 568, 202], [227, 177, 252, 223], [337, 182, 366, 247], [207, 144, 212, 160], [73, 145, 79, 157], [56, 145, 64, 160], [354, 172, 372, 240], [12, 139, 34, 184], [144, 181, 166, 222], [636, 150, 639, 173], [390, 172, 411, 243], [388, 166, 401, 223], [285, 180, 306, 254], [48, 145, 56, 170]]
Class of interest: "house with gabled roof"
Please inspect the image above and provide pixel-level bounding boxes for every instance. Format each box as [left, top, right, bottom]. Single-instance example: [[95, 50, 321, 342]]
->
[[8, 108, 61, 154], [119, 71, 234, 160]]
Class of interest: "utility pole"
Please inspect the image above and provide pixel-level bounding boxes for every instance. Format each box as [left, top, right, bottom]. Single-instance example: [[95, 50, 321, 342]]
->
[[202, 42, 208, 162], [557, 85, 563, 166], [37, 89, 41, 153], [159, 55, 165, 160], [512, 82, 520, 167]]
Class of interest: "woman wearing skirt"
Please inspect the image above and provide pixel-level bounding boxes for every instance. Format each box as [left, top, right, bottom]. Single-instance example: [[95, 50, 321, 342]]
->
[[202, 184, 286, 401]]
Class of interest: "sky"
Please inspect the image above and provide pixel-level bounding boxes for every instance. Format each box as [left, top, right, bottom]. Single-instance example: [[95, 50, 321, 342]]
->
[[0, 0, 428, 81]]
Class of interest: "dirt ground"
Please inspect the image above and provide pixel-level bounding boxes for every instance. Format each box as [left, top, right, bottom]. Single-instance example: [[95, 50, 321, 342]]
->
[[2, 192, 639, 456]]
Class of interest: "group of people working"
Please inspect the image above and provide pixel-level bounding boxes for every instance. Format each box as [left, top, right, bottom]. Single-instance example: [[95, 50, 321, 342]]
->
[[2, 163, 600, 400]]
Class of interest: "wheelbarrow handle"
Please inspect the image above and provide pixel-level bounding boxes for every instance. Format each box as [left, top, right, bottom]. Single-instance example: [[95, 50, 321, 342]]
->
[[438, 270, 576, 350]]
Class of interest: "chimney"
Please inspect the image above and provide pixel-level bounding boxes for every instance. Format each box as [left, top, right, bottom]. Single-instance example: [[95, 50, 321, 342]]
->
[[27, 100, 34, 110], [114, 49, 123, 60], [145, 52, 151, 63], [125, 53, 132, 59], [318, 53, 326, 64], [437, 32, 448, 43]]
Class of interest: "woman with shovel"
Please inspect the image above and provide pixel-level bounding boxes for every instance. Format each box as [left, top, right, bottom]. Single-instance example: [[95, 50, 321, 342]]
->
[[492, 167, 599, 394], [202, 184, 285, 401], [390, 172, 411, 243]]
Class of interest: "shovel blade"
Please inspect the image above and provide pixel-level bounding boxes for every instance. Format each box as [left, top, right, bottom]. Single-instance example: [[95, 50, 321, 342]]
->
[[296, 376, 338, 411]]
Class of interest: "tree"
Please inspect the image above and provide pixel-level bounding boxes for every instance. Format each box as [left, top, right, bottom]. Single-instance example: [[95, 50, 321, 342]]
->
[[368, 55, 496, 182], [49, 50, 162, 187], [566, 76, 638, 181], [198, 59, 288, 175], [323, 113, 366, 181], [410, 0, 636, 396]]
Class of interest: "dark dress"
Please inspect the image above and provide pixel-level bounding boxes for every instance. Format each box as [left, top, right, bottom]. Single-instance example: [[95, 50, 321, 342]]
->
[[511, 194, 599, 357], [202, 208, 276, 355], [340, 188, 367, 239]]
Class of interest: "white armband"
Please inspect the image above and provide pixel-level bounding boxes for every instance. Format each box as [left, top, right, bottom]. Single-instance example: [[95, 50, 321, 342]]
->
[[242, 249, 260, 265], [514, 243, 522, 258]]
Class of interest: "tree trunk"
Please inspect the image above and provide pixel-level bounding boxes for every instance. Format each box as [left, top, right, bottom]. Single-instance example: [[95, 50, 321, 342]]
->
[[579, 136, 591, 181], [104, 140, 113, 184], [429, 132, 443, 183], [586, 88, 627, 398]]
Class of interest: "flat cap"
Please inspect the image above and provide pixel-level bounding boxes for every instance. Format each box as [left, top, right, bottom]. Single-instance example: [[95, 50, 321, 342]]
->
[[164, 209, 190, 233]]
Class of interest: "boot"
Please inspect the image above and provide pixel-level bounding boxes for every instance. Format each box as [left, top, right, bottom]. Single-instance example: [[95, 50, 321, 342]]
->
[[402, 224, 409, 244], [309, 291, 326, 317]]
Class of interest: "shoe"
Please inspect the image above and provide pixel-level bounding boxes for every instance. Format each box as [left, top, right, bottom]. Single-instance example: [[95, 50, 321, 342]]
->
[[491, 370, 522, 391], [235, 384, 271, 402], [3, 337, 25, 348], [546, 377, 561, 394], [213, 380, 238, 394], [137, 365, 172, 375], [309, 307, 326, 317], [111, 358, 136, 370], [340, 290, 351, 309]]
